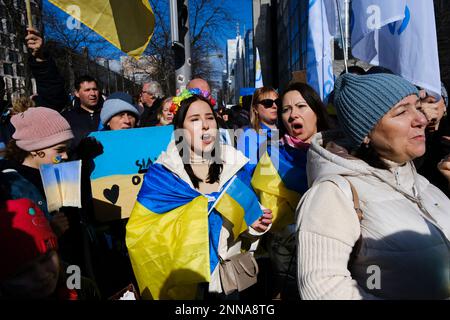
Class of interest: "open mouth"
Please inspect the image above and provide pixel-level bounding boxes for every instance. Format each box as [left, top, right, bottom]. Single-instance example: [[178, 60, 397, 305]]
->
[[291, 122, 305, 137], [201, 133, 214, 145]]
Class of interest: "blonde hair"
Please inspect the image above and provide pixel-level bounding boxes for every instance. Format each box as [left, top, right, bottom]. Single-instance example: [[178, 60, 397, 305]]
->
[[250, 87, 278, 132], [11, 96, 35, 114], [157, 97, 173, 124]]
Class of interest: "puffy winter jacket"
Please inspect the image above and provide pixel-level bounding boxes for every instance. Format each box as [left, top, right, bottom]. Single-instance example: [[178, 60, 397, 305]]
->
[[296, 131, 450, 300]]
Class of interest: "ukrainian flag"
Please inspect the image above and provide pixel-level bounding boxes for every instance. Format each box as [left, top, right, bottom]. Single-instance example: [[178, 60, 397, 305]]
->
[[251, 144, 309, 231], [48, 0, 155, 59], [126, 163, 262, 300]]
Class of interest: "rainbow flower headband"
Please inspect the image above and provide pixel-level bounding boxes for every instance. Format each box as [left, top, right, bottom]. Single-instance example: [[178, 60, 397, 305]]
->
[[170, 88, 216, 114]]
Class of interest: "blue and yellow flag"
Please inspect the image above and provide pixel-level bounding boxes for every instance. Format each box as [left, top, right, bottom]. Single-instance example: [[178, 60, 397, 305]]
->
[[48, 0, 155, 59], [251, 144, 308, 231], [126, 163, 262, 300]]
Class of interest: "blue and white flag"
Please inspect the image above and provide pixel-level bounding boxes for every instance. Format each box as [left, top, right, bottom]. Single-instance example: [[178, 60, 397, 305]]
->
[[255, 47, 263, 88], [306, 0, 336, 102], [40, 160, 82, 212], [351, 0, 406, 51], [351, 0, 441, 96]]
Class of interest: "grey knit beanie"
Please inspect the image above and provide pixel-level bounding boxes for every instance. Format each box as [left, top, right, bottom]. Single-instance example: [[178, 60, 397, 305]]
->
[[101, 97, 140, 125], [334, 73, 419, 148]]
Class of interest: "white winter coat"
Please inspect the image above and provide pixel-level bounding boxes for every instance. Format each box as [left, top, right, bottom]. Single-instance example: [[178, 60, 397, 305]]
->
[[296, 131, 450, 299], [157, 141, 267, 293]]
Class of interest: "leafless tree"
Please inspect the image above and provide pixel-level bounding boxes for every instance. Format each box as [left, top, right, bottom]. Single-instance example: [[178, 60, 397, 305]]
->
[[135, 0, 235, 95], [40, 0, 235, 96], [42, 2, 113, 59]]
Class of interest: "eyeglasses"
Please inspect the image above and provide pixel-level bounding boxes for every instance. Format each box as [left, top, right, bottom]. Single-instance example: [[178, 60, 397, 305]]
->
[[142, 91, 157, 99], [257, 98, 282, 109]]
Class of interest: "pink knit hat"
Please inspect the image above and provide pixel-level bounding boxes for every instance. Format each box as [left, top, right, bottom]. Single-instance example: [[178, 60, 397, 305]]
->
[[11, 107, 74, 151]]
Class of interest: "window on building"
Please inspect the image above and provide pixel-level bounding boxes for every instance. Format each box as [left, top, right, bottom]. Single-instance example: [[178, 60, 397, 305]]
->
[[3, 63, 13, 76], [6, 20, 13, 34], [8, 50, 18, 63], [0, 34, 8, 46], [1, 19, 7, 34], [17, 64, 24, 77]]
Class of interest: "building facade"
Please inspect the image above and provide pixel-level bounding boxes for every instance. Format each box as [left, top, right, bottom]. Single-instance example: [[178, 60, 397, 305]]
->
[[253, 0, 309, 90], [252, 0, 278, 88], [434, 0, 450, 88], [276, 0, 308, 90], [244, 29, 255, 89], [225, 38, 238, 104], [0, 0, 42, 97]]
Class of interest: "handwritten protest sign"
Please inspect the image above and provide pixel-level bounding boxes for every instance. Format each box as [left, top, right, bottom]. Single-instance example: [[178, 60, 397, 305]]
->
[[89, 126, 173, 222]]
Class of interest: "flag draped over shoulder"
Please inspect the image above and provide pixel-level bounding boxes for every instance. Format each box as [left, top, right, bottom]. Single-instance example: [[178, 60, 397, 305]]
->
[[48, 0, 155, 59], [251, 144, 308, 232], [126, 163, 262, 300], [351, 0, 441, 96]]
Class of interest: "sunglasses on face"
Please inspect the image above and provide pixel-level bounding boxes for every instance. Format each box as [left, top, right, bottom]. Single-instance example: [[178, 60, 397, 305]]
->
[[258, 98, 282, 109]]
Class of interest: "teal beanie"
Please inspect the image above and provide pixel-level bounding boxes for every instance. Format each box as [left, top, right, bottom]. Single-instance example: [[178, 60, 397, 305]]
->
[[334, 73, 419, 148]]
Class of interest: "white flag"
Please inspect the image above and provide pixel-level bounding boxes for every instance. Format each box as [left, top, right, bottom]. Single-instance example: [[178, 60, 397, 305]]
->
[[306, 0, 336, 102], [351, 0, 441, 96], [255, 47, 263, 88]]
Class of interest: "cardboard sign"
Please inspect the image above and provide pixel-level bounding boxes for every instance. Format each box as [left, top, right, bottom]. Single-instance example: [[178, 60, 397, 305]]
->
[[89, 126, 173, 222]]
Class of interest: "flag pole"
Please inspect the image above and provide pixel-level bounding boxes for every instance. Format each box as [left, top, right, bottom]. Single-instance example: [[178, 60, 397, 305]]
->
[[25, 0, 33, 28], [335, 0, 348, 73]]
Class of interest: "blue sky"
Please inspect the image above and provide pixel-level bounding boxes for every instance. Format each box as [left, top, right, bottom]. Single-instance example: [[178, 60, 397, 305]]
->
[[225, 0, 253, 39], [211, 0, 253, 79], [43, 0, 253, 77]]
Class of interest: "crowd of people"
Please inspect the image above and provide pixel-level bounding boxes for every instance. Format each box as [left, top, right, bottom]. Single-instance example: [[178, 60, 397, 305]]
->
[[0, 27, 450, 300]]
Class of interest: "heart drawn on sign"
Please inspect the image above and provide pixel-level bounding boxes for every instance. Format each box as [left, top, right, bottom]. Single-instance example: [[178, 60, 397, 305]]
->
[[104, 184, 120, 204]]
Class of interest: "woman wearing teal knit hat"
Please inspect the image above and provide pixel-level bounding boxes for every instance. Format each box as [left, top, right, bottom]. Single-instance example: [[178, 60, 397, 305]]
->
[[295, 72, 450, 300]]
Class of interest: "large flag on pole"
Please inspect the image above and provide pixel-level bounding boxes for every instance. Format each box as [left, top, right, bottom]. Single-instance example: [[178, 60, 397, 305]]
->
[[351, 0, 441, 96], [48, 0, 155, 59], [255, 47, 264, 88], [306, 0, 336, 102]]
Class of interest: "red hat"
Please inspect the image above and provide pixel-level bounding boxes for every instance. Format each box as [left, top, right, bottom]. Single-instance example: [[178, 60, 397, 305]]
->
[[0, 198, 58, 281]]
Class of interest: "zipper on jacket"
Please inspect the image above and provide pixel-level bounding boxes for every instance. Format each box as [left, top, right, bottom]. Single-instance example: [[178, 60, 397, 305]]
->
[[415, 198, 450, 248], [394, 169, 400, 187]]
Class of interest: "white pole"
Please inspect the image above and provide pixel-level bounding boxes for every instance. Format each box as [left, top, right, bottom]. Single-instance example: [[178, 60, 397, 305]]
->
[[335, 0, 348, 73]]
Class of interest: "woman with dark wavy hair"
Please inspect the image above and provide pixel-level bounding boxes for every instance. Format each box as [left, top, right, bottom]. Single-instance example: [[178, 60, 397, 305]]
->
[[126, 89, 272, 300], [250, 82, 331, 299]]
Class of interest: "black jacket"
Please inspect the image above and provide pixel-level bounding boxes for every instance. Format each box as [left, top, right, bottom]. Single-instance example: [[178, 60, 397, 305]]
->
[[139, 98, 163, 127], [415, 115, 450, 197], [62, 101, 102, 155], [0, 99, 13, 145], [29, 54, 68, 111]]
